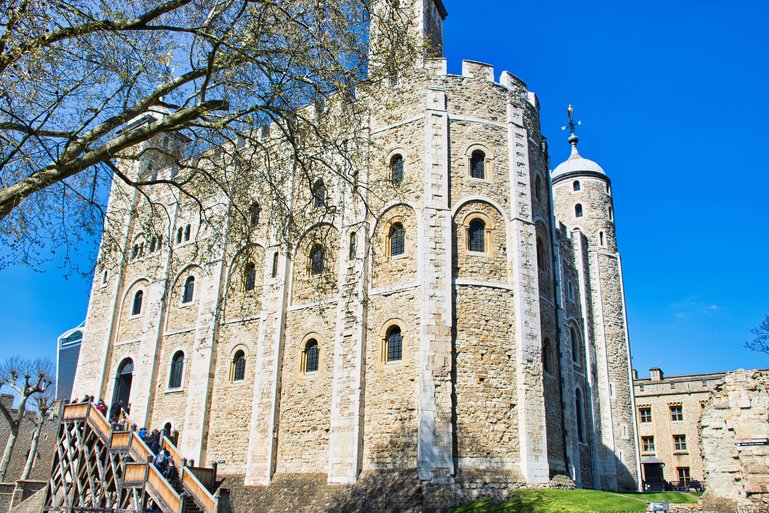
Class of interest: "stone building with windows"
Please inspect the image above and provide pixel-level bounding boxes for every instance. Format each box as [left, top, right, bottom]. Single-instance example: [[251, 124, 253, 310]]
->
[[71, 0, 639, 502], [633, 367, 726, 489]]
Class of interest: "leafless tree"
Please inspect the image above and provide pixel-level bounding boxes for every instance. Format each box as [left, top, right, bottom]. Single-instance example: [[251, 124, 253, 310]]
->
[[0, 357, 55, 482], [19, 383, 56, 480], [0, 0, 419, 272], [745, 311, 769, 356]]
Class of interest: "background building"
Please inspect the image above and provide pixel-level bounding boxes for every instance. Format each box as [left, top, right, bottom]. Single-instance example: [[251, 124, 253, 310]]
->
[[71, 0, 639, 503], [56, 322, 84, 402]]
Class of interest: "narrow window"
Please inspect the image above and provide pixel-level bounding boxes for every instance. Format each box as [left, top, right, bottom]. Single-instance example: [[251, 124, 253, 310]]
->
[[542, 338, 551, 373], [168, 351, 184, 388], [535, 175, 543, 202], [642, 435, 655, 453], [176, 227, 183, 244], [576, 389, 585, 443], [184, 224, 191, 241], [272, 252, 279, 278], [573, 180, 581, 192], [349, 232, 357, 260], [568, 281, 575, 301], [389, 223, 405, 256], [131, 244, 139, 260], [232, 350, 246, 382], [386, 326, 403, 362], [312, 180, 326, 208], [468, 219, 486, 252], [390, 154, 404, 184], [250, 202, 261, 227], [304, 340, 320, 373], [102, 270, 108, 285], [470, 150, 486, 179], [571, 326, 581, 365], [132, 290, 144, 316], [244, 262, 256, 292], [575, 204, 584, 218], [182, 276, 195, 304], [599, 231, 605, 246], [156, 236, 162, 252], [536, 238, 547, 271], [310, 245, 324, 275], [609, 206, 614, 221], [149, 237, 156, 253]]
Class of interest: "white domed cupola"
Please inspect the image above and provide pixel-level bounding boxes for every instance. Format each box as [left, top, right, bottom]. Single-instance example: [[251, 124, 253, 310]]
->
[[551, 133, 608, 184]]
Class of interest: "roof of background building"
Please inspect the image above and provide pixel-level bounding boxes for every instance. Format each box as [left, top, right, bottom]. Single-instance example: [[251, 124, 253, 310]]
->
[[551, 134, 607, 182]]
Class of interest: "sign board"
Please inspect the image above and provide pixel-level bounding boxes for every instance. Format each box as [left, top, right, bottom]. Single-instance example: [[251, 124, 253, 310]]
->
[[736, 438, 769, 447], [649, 502, 669, 512]]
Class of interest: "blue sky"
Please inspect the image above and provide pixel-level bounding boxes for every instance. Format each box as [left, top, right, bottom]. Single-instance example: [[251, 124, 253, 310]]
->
[[1, 0, 768, 378]]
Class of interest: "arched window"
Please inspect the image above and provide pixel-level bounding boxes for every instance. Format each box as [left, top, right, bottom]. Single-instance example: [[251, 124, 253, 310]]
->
[[131, 244, 139, 260], [102, 270, 108, 285], [310, 245, 324, 275], [576, 389, 585, 443], [349, 232, 357, 260], [573, 180, 581, 192], [385, 326, 403, 362], [176, 227, 183, 244], [168, 351, 184, 388], [149, 237, 157, 253], [244, 262, 256, 291], [535, 175, 543, 202], [575, 204, 584, 218], [470, 150, 486, 179], [232, 350, 246, 382], [132, 290, 144, 316], [249, 202, 261, 227], [609, 206, 614, 221], [312, 180, 326, 208], [468, 219, 486, 253], [303, 340, 320, 373], [599, 231, 605, 246], [571, 326, 581, 365], [389, 223, 405, 256], [182, 276, 195, 304], [536, 238, 547, 271], [184, 224, 191, 241], [542, 338, 552, 373], [272, 252, 279, 278], [390, 154, 404, 184]]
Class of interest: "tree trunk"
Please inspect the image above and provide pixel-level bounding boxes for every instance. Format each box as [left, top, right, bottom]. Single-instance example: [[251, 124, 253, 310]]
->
[[0, 425, 18, 482], [20, 415, 45, 480]]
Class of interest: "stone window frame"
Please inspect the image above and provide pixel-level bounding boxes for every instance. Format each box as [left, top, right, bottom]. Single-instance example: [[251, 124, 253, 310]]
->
[[575, 387, 586, 444], [299, 334, 323, 375], [459, 210, 494, 257], [378, 319, 408, 368], [383, 216, 409, 260], [669, 403, 684, 422], [311, 179, 327, 209], [271, 251, 280, 278], [130, 234, 146, 262], [307, 242, 326, 275], [573, 180, 581, 192], [464, 143, 494, 182], [673, 434, 688, 453], [249, 202, 261, 228], [181, 275, 196, 305], [384, 147, 409, 186], [638, 406, 652, 423], [534, 174, 545, 204], [100, 269, 109, 288], [243, 261, 257, 292], [542, 337, 554, 375], [229, 345, 249, 383], [641, 435, 655, 453], [570, 324, 584, 369], [130, 289, 144, 318], [575, 203, 584, 218], [167, 349, 186, 392], [348, 231, 357, 261]]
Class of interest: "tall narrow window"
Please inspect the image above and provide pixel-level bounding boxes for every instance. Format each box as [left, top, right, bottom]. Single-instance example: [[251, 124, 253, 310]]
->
[[576, 389, 585, 443], [542, 338, 552, 373], [272, 252, 279, 278], [249, 202, 261, 227], [386, 326, 403, 362], [349, 232, 357, 260], [573, 180, 581, 192], [244, 262, 256, 291], [575, 204, 584, 218], [468, 219, 486, 253], [535, 175, 543, 202], [176, 227, 183, 244], [232, 350, 246, 382], [182, 276, 195, 303], [312, 180, 326, 208], [470, 150, 486, 179], [389, 223, 405, 256], [184, 224, 191, 241], [310, 245, 324, 275], [536, 238, 547, 271], [609, 206, 614, 221], [149, 237, 157, 253], [390, 154, 404, 184], [169, 351, 184, 388], [102, 270, 108, 285], [304, 340, 319, 373], [132, 290, 144, 316], [599, 231, 605, 246], [571, 326, 581, 365]]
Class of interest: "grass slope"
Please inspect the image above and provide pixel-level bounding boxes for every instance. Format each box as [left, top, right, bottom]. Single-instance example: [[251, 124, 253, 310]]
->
[[452, 489, 699, 513]]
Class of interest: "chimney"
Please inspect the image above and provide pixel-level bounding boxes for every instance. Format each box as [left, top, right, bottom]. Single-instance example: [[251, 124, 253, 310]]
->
[[632, 368, 639, 380], [650, 368, 663, 381]]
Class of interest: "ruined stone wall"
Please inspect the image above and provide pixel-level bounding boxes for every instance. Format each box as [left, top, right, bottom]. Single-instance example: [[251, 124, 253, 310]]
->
[[701, 369, 769, 509]]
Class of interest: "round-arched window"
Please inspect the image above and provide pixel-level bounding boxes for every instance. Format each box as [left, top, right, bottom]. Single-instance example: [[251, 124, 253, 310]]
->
[[389, 223, 405, 256], [468, 219, 486, 253]]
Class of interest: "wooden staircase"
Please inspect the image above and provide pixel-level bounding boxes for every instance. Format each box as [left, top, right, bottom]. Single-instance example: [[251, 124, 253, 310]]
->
[[43, 403, 221, 513]]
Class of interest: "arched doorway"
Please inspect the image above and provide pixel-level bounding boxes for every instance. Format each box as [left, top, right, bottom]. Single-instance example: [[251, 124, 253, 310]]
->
[[112, 358, 134, 410]]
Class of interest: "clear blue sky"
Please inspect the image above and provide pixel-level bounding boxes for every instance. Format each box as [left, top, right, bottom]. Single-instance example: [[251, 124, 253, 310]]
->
[[1, 0, 768, 378]]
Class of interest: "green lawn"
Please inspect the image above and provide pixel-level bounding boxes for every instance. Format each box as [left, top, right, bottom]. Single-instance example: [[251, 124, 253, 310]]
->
[[452, 488, 699, 513]]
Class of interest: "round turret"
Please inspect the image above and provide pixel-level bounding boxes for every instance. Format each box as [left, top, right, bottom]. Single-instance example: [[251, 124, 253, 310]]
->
[[551, 134, 616, 251]]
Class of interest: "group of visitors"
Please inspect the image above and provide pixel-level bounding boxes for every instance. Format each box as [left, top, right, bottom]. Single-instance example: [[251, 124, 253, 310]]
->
[[137, 425, 180, 483], [70, 395, 129, 426]]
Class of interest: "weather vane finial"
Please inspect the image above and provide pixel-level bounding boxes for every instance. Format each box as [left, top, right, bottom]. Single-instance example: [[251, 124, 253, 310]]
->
[[562, 104, 582, 136]]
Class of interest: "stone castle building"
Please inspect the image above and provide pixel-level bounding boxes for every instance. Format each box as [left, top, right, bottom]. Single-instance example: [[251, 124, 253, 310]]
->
[[71, 0, 640, 499]]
